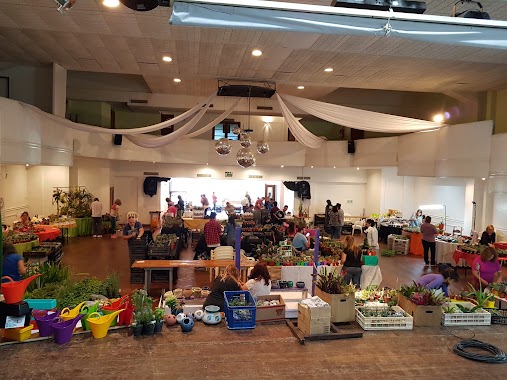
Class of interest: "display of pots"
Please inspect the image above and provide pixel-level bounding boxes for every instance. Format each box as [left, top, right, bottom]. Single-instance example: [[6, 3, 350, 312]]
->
[[183, 288, 193, 299], [1, 275, 41, 304], [164, 314, 177, 326], [180, 317, 194, 332], [176, 312, 187, 324], [50, 314, 84, 345], [296, 281, 305, 289], [193, 309, 204, 321], [287, 281, 294, 288], [279, 281, 288, 289], [192, 287, 202, 298], [143, 321, 156, 336], [203, 305, 222, 325], [33, 310, 60, 337], [173, 288, 183, 298], [87, 310, 124, 339]]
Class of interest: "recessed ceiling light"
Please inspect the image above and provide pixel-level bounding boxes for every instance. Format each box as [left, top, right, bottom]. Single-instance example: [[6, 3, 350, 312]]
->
[[252, 49, 262, 56], [25, 164, 29, 167], [297, 86, 304, 90], [103, 0, 120, 7], [357, 167, 360, 170], [481, 177, 486, 180], [324, 68, 333, 72], [174, 78, 181, 83], [162, 56, 172, 62], [433, 114, 444, 123], [311, 166, 314, 168], [333, 166, 336, 169], [281, 165, 284, 168]]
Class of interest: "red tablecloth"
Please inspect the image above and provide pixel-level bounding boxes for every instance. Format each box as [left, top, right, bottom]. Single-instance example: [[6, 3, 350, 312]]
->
[[35, 226, 61, 242], [452, 249, 479, 268], [494, 243, 507, 250]]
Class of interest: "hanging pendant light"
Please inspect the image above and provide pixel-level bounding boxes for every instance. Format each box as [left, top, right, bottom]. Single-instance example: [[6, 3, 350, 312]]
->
[[215, 138, 232, 155], [257, 140, 269, 154], [239, 132, 252, 148], [236, 147, 256, 168]]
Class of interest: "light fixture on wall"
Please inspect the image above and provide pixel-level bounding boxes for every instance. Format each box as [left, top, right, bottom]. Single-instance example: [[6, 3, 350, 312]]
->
[[419, 204, 447, 231]]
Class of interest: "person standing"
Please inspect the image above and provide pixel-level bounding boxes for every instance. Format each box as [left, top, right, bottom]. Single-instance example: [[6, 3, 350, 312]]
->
[[241, 195, 250, 213], [328, 205, 340, 239], [177, 195, 185, 217], [420, 216, 438, 266], [254, 197, 264, 210], [410, 209, 423, 227], [110, 199, 122, 239], [341, 236, 363, 288], [324, 200, 333, 232], [336, 203, 345, 239], [480, 225, 496, 246], [245, 192, 251, 206], [212, 192, 218, 211], [203, 212, 222, 253], [224, 215, 236, 247], [91, 197, 103, 238], [365, 219, 379, 255], [201, 194, 209, 216]]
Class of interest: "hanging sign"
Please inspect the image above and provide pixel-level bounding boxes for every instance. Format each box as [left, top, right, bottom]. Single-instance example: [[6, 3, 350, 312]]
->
[[225, 171, 233, 178]]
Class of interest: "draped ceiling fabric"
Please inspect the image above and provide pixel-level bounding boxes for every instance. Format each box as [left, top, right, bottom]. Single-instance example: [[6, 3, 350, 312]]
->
[[171, 1, 507, 50], [280, 94, 443, 133]]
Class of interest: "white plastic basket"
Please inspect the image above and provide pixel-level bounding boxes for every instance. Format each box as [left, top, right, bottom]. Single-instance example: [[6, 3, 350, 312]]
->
[[393, 238, 409, 255], [356, 305, 413, 330], [441, 302, 491, 326]]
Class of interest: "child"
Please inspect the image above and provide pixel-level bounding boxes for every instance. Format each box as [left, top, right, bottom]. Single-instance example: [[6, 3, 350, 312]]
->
[[417, 267, 459, 296]]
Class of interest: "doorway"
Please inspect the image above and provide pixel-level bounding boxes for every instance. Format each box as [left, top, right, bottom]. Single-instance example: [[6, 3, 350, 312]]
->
[[265, 184, 276, 202]]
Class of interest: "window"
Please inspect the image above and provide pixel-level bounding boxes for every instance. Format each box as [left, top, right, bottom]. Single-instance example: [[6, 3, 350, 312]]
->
[[212, 120, 240, 140]]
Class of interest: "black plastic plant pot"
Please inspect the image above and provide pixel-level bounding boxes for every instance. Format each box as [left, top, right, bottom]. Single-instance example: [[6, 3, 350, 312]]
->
[[143, 322, 156, 336], [133, 324, 143, 337], [154, 321, 164, 333]]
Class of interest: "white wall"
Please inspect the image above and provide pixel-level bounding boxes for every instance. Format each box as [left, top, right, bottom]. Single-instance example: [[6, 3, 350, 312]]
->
[[0, 164, 29, 224], [366, 169, 381, 216], [26, 166, 69, 217]]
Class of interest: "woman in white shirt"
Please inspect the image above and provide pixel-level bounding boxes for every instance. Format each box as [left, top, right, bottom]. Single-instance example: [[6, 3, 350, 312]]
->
[[241, 262, 271, 298], [365, 218, 379, 255]]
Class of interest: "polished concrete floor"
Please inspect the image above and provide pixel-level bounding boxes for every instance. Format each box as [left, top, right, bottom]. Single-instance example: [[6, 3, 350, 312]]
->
[[2, 234, 507, 379]]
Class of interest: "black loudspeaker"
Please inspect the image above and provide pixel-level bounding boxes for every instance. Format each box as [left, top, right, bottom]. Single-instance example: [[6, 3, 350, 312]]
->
[[348, 140, 355, 154], [113, 134, 122, 146]]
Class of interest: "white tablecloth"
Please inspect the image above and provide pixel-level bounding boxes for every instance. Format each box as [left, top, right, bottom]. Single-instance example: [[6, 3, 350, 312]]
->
[[280, 265, 382, 294], [435, 240, 465, 267]]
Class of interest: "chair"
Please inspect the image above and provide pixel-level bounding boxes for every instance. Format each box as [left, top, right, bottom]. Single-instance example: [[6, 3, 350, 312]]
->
[[352, 219, 364, 236], [209, 246, 234, 282]]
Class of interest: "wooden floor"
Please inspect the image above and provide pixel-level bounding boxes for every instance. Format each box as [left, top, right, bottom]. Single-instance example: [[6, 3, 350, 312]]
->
[[2, 234, 507, 379]]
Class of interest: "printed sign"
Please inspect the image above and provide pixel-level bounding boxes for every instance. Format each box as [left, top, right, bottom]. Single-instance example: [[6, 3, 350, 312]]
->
[[5, 315, 25, 329], [225, 171, 233, 177]]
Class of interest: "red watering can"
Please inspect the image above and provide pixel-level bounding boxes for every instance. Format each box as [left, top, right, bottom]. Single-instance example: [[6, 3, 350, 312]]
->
[[1, 275, 41, 304]]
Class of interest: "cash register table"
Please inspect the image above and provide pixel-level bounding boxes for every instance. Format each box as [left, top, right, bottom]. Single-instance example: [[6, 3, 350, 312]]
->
[[131, 259, 257, 292]]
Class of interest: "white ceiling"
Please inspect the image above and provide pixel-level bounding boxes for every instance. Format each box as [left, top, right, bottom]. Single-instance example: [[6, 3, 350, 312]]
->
[[0, 0, 506, 99]]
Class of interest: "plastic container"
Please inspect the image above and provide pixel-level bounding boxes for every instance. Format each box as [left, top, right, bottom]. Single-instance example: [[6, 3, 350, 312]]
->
[[3, 325, 34, 342], [356, 305, 413, 330], [224, 291, 256, 330], [363, 256, 379, 266], [25, 299, 57, 311], [33, 310, 60, 337], [441, 302, 491, 326]]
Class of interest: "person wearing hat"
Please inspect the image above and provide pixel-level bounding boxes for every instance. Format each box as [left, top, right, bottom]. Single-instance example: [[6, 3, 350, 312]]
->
[[417, 268, 459, 296]]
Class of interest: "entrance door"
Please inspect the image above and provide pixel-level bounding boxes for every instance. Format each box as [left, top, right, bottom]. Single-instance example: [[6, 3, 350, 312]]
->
[[113, 176, 138, 224], [265, 184, 276, 202]]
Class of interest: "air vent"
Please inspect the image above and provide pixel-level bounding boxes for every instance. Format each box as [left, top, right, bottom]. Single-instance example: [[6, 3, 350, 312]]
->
[[197, 174, 212, 178], [296, 176, 311, 180], [144, 172, 159, 175], [257, 106, 273, 110], [130, 99, 148, 104], [249, 175, 263, 179]]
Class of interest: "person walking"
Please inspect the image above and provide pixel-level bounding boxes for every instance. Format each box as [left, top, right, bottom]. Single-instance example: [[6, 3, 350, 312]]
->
[[212, 192, 218, 211], [110, 199, 122, 239], [420, 216, 438, 266], [328, 205, 340, 239], [177, 195, 185, 217], [91, 197, 103, 238]]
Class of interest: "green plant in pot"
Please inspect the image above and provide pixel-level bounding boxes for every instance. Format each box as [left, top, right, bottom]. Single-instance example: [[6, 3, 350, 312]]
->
[[132, 312, 144, 337], [154, 307, 164, 333], [466, 283, 494, 309], [141, 309, 156, 336], [165, 295, 178, 314]]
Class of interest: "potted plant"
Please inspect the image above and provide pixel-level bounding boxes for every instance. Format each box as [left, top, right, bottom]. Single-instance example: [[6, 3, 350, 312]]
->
[[314, 267, 356, 323], [398, 282, 446, 326], [466, 283, 495, 309], [142, 309, 156, 336], [154, 308, 164, 333], [132, 312, 144, 337]]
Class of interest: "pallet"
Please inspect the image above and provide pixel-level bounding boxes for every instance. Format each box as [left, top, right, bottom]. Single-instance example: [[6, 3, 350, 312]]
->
[[286, 319, 363, 345]]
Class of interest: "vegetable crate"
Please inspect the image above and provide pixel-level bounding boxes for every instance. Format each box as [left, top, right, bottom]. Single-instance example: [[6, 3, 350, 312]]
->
[[393, 238, 409, 255], [441, 302, 491, 326], [356, 305, 413, 331], [224, 291, 256, 330]]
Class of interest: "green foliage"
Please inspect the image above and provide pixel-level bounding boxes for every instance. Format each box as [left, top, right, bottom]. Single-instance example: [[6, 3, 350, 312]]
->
[[154, 234, 178, 247], [399, 281, 447, 306], [154, 307, 164, 322], [59, 187, 94, 218], [25, 262, 70, 293], [442, 305, 458, 313], [24, 283, 63, 300], [456, 303, 482, 313], [131, 289, 153, 312], [56, 277, 103, 309], [381, 249, 396, 257], [466, 283, 494, 308], [164, 295, 178, 312], [315, 267, 355, 295], [101, 273, 120, 299]]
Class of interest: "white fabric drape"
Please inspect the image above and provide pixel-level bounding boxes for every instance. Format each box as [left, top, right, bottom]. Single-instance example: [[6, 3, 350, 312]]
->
[[20, 92, 215, 135], [183, 97, 242, 138], [280, 94, 442, 133], [125, 101, 212, 148], [275, 93, 325, 149]]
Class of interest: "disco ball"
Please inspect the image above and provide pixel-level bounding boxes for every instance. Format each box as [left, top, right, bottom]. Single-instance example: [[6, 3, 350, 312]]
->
[[239, 132, 252, 148], [232, 126, 241, 135], [236, 148, 256, 168], [257, 140, 269, 154], [215, 138, 232, 155]]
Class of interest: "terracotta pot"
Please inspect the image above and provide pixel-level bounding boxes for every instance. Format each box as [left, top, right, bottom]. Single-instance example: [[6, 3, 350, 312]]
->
[[183, 288, 193, 299], [164, 314, 177, 326]]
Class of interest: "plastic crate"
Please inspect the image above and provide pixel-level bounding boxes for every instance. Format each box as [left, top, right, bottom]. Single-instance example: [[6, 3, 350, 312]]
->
[[25, 299, 57, 310], [486, 309, 507, 325], [224, 291, 256, 330], [356, 305, 413, 330], [393, 238, 409, 255], [441, 302, 491, 326], [3, 325, 33, 342], [148, 246, 171, 257]]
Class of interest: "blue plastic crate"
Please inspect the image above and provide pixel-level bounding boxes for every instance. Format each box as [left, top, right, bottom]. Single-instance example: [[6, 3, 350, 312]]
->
[[224, 291, 256, 330]]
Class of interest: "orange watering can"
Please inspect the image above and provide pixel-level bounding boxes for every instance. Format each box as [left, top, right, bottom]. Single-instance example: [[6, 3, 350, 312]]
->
[[87, 309, 125, 339], [60, 301, 87, 321], [1, 275, 41, 304]]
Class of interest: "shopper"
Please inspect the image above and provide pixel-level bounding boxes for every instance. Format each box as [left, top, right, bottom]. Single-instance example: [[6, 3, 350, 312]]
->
[[224, 202, 236, 216], [122, 215, 144, 241], [19, 211, 31, 227], [242, 262, 271, 298], [410, 209, 423, 227], [472, 246, 502, 289], [91, 197, 103, 238], [110, 199, 122, 239], [254, 197, 264, 210], [324, 200, 333, 232], [341, 235, 362, 287], [177, 195, 185, 215], [328, 205, 341, 239], [417, 268, 459, 296], [203, 264, 242, 311], [2, 242, 26, 282], [224, 215, 237, 247], [292, 229, 310, 252], [201, 194, 209, 216], [212, 192, 218, 211], [166, 202, 178, 217], [480, 225, 496, 246], [270, 201, 280, 219], [365, 219, 379, 255], [203, 212, 222, 252], [336, 203, 345, 239], [420, 216, 438, 266], [286, 221, 297, 238]]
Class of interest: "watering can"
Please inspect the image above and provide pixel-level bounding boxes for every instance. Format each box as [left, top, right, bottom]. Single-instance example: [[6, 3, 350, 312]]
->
[[117, 301, 134, 326], [80, 301, 100, 331], [102, 295, 129, 327], [1, 275, 41, 304], [50, 314, 84, 345], [60, 301, 87, 321], [87, 309, 124, 339], [33, 310, 61, 337]]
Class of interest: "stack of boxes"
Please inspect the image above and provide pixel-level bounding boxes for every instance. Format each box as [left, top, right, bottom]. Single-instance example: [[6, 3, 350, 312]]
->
[[128, 238, 147, 284], [297, 297, 331, 335]]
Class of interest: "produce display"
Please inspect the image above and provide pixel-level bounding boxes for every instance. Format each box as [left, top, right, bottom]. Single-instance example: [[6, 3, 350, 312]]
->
[[3, 230, 39, 244], [153, 233, 178, 247], [358, 306, 407, 318]]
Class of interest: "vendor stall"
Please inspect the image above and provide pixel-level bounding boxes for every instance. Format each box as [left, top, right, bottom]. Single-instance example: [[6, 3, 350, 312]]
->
[[34, 226, 61, 242], [13, 239, 39, 255], [182, 218, 208, 231], [65, 217, 92, 237], [436, 240, 463, 266], [378, 224, 403, 243]]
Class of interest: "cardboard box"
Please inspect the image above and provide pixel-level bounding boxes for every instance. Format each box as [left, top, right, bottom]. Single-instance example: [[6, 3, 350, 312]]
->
[[256, 295, 286, 322], [314, 288, 355, 323], [397, 294, 442, 327], [267, 267, 282, 281], [297, 303, 331, 335]]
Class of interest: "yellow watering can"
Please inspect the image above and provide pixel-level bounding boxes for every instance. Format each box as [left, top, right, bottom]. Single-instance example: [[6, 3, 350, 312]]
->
[[87, 309, 124, 339], [60, 301, 87, 322]]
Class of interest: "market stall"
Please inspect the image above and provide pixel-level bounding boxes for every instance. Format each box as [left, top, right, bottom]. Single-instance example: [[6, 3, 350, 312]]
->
[[66, 217, 93, 237], [182, 218, 208, 231], [34, 226, 61, 242]]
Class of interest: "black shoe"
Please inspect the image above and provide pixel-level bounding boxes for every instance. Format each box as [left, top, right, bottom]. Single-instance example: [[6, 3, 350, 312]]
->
[[424, 262, 429, 265]]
